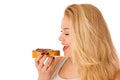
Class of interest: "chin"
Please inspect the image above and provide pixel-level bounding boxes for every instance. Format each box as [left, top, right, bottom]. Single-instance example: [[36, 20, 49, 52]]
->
[[64, 51, 71, 58]]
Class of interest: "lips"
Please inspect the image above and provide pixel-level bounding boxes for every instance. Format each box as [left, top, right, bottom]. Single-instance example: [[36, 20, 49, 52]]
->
[[63, 46, 69, 51]]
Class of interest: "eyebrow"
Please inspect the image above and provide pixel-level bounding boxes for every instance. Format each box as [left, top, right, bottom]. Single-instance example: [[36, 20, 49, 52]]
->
[[61, 26, 69, 30], [61, 26, 69, 29]]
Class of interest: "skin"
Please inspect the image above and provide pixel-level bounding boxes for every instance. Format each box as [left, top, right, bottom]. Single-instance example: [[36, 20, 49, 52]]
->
[[35, 15, 78, 80], [35, 15, 120, 80], [35, 53, 54, 80], [114, 71, 120, 80], [59, 15, 72, 58], [58, 15, 79, 79]]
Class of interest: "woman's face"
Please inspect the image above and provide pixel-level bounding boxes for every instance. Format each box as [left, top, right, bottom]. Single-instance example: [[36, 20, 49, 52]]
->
[[59, 15, 72, 58]]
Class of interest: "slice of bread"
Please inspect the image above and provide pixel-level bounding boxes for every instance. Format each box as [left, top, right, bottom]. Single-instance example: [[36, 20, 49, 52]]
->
[[32, 48, 60, 58]]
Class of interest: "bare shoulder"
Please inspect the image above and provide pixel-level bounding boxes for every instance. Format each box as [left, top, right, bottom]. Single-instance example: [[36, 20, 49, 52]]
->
[[54, 56, 64, 65], [114, 70, 120, 80], [52, 56, 64, 68]]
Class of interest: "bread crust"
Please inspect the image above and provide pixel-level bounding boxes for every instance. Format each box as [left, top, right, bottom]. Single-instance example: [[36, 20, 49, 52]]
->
[[32, 49, 60, 58]]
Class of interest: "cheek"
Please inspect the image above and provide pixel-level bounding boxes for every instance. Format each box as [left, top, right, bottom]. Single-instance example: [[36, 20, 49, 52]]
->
[[68, 38, 72, 47], [68, 39, 73, 53], [66, 36, 71, 43], [68, 40, 72, 51]]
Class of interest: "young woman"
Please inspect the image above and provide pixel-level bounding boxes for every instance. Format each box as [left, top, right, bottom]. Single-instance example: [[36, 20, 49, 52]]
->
[[35, 4, 120, 80]]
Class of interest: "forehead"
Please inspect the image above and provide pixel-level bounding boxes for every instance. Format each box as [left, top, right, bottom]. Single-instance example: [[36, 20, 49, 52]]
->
[[61, 15, 71, 29]]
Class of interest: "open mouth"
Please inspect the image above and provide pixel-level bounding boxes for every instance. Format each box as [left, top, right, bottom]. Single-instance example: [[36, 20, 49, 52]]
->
[[63, 46, 69, 51]]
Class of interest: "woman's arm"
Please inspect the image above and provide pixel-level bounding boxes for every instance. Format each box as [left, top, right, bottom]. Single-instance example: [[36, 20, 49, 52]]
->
[[35, 53, 63, 80], [114, 70, 120, 80]]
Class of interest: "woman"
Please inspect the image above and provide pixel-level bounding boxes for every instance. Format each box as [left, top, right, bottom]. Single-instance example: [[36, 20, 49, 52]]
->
[[35, 4, 120, 80]]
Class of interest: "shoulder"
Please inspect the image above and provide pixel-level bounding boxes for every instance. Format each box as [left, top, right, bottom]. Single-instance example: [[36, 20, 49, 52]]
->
[[52, 56, 65, 68], [54, 56, 65, 65], [114, 70, 120, 80], [51, 56, 64, 73]]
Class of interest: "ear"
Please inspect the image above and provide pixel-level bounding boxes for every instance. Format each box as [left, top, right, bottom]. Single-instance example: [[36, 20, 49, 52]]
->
[[114, 70, 120, 80]]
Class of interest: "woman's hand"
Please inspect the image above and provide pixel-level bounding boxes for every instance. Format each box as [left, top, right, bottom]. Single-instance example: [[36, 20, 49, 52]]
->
[[35, 53, 55, 80]]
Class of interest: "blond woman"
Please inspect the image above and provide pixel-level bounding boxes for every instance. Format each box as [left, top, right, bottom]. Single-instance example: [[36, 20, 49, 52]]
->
[[35, 4, 120, 80]]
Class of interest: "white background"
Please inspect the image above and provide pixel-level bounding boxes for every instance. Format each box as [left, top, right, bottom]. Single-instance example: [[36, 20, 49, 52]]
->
[[0, 0, 120, 80]]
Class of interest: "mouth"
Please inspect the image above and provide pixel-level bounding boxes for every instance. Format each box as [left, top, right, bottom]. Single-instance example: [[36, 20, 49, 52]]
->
[[63, 46, 69, 51]]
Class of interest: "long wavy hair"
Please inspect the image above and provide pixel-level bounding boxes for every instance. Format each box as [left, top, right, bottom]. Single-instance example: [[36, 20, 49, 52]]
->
[[64, 4, 120, 80]]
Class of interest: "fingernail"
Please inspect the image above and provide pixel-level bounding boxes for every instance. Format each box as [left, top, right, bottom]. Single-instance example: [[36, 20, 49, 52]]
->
[[46, 53, 49, 55], [53, 57, 55, 59], [41, 52, 45, 55]]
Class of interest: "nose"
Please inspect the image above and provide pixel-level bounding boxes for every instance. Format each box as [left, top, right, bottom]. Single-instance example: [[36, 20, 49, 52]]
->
[[58, 33, 64, 41]]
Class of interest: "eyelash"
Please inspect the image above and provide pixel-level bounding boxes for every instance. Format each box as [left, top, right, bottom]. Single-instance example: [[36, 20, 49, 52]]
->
[[65, 34, 69, 35], [60, 31, 69, 36]]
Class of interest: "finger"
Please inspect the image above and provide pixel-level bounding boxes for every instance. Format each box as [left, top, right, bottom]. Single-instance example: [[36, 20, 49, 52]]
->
[[35, 53, 45, 67], [38, 53, 49, 68], [46, 57, 55, 71], [43, 56, 53, 70]]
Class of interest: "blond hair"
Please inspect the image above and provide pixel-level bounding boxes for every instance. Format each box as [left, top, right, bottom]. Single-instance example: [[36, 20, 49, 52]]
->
[[64, 4, 120, 80]]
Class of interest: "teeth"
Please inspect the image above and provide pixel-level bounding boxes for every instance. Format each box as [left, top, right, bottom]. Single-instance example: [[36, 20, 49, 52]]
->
[[65, 46, 69, 47], [64, 46, 69, 48]]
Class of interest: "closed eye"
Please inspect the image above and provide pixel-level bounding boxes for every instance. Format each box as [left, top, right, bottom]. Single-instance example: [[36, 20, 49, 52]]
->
[[60, 30, 69, 35], [65, 33, 69, 35]]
